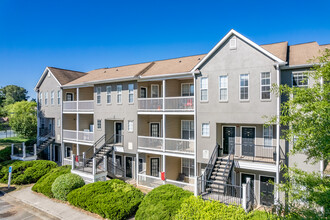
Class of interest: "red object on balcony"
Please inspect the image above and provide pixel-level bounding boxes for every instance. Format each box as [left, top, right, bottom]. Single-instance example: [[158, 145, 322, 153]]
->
[[186, 99, 193, 107], [75, 155, 79, 162], [161, 172, 166, 181]]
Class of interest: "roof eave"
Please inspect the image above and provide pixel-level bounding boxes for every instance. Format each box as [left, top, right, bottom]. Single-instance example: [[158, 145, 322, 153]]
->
[[34, 67, 62, 92]]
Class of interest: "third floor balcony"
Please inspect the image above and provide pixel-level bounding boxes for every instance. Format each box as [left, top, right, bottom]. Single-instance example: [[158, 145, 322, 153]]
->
[[63, 87, 94, 113]]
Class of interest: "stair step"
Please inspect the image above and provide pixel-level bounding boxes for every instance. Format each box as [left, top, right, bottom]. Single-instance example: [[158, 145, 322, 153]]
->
[[208, 184, 225, 189], [206, 188, 225, 193], [210, 175, 225, 180]]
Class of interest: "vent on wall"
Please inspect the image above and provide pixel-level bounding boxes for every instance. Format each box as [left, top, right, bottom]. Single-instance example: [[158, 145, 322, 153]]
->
[[230, 37, 237, 50]]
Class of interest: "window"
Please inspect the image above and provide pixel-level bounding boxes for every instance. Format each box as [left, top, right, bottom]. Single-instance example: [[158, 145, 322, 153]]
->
[[66, 93, 73, 101], [140, 87, 147, 98], [219, 75, 228, 101], [96, 87, 101, 104], [261, 72, 271, 100], [181, 83, 194, 96], [240, 74, 249, 100], [128, 84, 134, 103], [230, 37, 237, 50], [200, 77, 208, 101], [97, 120, 101, 130], [57, 118, 60, 128], [57, 91, 61, 105], [117, 85, 122, 103], [106, 86, 111, 104], [202, 123, 210, 137], [263, 125, 273, 147], [182, 120, 194, 140], [182, 158, 194, 177], [45, 92, 48, 105], [151, 84, 159, 98], [293, 72, 308, 88], [51, 91, 54, 105], [128, 120, 133, 132], [39, 92, 43, 106]]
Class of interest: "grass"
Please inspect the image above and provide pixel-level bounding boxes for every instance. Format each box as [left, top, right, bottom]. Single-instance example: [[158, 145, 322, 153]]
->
[[0, 136, 30, 150]]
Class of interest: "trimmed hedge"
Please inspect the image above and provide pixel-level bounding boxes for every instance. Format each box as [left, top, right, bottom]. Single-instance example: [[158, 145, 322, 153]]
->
[[32, 165, 71, 198], [0, 147, 11, 163], [51, 173, 85, 201], [0, 160, 57, 184], [135, 184, 193, 220], [67, 179, 144, 219], [175, 196, 247, 220]]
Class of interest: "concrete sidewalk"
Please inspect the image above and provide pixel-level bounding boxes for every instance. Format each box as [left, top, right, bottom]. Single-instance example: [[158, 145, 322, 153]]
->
[[4, 186, 100, 220]]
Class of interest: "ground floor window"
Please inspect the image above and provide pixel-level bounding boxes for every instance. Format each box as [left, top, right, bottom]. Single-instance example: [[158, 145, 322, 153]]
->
[[182, 158, 194, 177]]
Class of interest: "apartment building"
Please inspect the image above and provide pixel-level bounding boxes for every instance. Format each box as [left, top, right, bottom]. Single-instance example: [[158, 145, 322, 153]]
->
[[35, 29, 328, 206]]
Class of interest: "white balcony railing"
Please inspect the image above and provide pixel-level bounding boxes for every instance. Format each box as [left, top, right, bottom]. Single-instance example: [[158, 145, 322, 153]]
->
[[138, 96, 194, 112], [165, 179, 194, 192], [138, 136, 195, 154], [63, 100, 94, 112], [138, 173, 163, 189], [63, 130, 94, 143]]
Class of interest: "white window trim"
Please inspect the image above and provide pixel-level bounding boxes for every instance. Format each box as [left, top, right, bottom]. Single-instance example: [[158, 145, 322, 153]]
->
[[140, 87, 148, 98], [51, 90, 54, 105], [45, 92, 48, 105], [57, 118, 61, 128], [240, 126, 256, 156], [181, 158, 194, 178], [40, 92, 43, 105], [292, 71, 309, 88], [149, 122, 161, 137], [201, 123, 210, 137], [128, 120, 134, 132], [117, 85, 122, 104], [151, 84, 159, 98], [65, 92, 74, 101], [219, 75, 228, 102], [106, 86, 112, 104], [57, 90, 61, 105], [200, 77, 208, 102], [181, 120, 194, 140], [240, 172, 256, 197], [128, 84, 134, 104], [230, 37, 237, 50], [96, 87, 102, 105], [263, 125, 274, 148], [181, 83, 194, 97], [260, 72, 271, 101], [239, 73, 249, 101], [97, 119, 102, 130]]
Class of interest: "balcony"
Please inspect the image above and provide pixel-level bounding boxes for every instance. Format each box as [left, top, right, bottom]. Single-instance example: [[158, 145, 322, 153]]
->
[[138, 136, 194, 154], [63, 129, 94, 144], [138, 96, 194, 112], [63, 100, 94, 113]]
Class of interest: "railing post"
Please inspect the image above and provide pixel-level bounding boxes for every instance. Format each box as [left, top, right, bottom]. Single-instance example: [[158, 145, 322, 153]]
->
[[92, 158, 96, 175], [242, 183, 247, 211], [72, 154, 75, 170], [11, 144, 14, 156], [34, 144, 37, 156], [103, 155, 107, 172], [246, 177, 251, 203], [23, 142, 26, 158], [83, 152, 86, 165]]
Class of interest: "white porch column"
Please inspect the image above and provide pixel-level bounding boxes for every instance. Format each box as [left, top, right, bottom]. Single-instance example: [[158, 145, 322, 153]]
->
[[103, 155, 107, 172], [23, 143, 26, 158], [193, 74, 198, 196], [92, 158, 96, 175], [162, 113, 166, 184], [36, 90, 40, 145], [136, 153, 139, 185], [11, 144, 14, 156], [242, 183, 247, 211], [34, 144, 37, 156], [71, 154, 75, 169], [162, 80, 165, 111], [49, 144, 53, 161], [275, 64, 281, 205]]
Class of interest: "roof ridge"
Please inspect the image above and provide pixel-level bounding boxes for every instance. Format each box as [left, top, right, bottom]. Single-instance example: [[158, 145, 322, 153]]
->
[[289, 41, 318, 46], [135, 62, 156, 77], [260, 41, 288, 46], [48, 66, 86, 74]]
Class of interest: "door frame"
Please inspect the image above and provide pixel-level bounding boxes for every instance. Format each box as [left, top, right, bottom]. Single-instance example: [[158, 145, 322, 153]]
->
[[149, 157, 160, 177], [114, 121, 123, 143], [149, 122, 161, 137], [240, 126, 256, 157], [140, 87, 148, 98], [222, 125, 236, 154], [259, 175, 275, 206], [240, 172, 256, 198], [125, 156, 133, 178]]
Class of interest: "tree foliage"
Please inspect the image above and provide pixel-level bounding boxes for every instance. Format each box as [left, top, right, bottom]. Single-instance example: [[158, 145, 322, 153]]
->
[[5, 101, 37, 138], [0, 85, 29, 107]]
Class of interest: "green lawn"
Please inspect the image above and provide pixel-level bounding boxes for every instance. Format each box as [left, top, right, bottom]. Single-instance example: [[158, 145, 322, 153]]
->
[[0, 136, 29, 150]]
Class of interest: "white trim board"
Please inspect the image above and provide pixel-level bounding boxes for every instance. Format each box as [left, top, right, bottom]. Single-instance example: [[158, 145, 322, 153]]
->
[[235, 160, 277, 173]]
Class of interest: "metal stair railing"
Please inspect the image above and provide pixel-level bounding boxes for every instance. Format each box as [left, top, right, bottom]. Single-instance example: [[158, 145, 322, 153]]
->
[[86, 134, 115, 167], [76, 134, 106, 164], [204, 143, 220, 180], [221, 145, 235, 184]]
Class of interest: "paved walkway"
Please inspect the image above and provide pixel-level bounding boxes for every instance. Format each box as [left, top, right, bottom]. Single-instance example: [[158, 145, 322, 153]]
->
[[4, 187, 100, 220]]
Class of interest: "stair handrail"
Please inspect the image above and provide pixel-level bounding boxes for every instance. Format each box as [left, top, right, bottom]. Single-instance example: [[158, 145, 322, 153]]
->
[[86, 134, 115, 167], [204, 143, 219, 180], [221, 145, 235, 184], [77, 134, 106, 160], [37, 131, 54, 146]]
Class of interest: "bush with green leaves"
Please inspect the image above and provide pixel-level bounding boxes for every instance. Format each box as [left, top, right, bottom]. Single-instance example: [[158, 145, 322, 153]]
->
[[0, 147, 11, 162], [175, 196, 247, 220], [51, 173, 85, 201], [0, 160, 57, 184], [32, 165, 71, 198], [67, 179, 144, 219], [135, 184, 193, 220]]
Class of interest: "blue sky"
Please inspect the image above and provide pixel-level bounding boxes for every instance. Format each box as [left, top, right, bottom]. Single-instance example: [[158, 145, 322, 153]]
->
[[0, 0, 329, 99]]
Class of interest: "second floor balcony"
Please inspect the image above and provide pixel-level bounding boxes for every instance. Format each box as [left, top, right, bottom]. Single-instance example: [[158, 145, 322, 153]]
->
[[63, 129, 94, 144], [138, 96, 194, 112], [63, 100, 94, 113]]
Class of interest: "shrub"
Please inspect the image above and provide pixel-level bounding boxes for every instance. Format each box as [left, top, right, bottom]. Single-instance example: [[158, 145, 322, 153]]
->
[[135, 184, 193, 220], [67, 179, 144, 219], [175, 196, 247, 220], [0, 160, 57, 184], [32, 165, 71, 198], [247, 210, 278, 220], [51, 173, 85, 201], [0, 147, 11, 162]]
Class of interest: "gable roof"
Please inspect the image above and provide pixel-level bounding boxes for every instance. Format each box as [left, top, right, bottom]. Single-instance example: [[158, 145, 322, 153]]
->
[[319, 44, 330, 51], [192, 29, 286, 71], [288, 42, 320, 65], [260, 41, 288, 62]]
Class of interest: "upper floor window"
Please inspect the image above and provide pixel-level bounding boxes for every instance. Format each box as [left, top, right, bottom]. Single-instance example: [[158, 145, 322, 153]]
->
[[182, 120, 194, 140], [200, 77, 208, 101], [182, 158, 194, 177], [201, 123, 210, 137], [117, 85, 122, 104], [51, 91, 54, 105], [240, 74, 249, 100], [57, 90, 61, 105], [128, 84, 134, 103], [128, 120, 134, 132], [140, 87, 147, 98], [263, 125, 273, 147], [106, 86, 111, 104], [219, 75, 228, 101], [96, 87, 101, 104], [39, 92, 43, 106], [66, 93, 73, 101], [181, 83, 194, 96], [293, 72, 308, 88], [151, 84, 159, 98], [261, 72, 271, 100], [97, 119, 102, 130], [45, 92, 48, 105], [57, 118, 61, 128]]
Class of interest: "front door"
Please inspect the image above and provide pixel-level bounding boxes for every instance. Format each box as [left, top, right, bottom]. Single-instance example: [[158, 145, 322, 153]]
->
[[260, 176, 275, 206], [140, 87, 147, 98], [150, 123, 160, 137], [150, 158, 160, 177], [223, 127, 235, 154], [125, 157, 133, 178], [242, 127, 255, 157], [115, 122, 122, 143]]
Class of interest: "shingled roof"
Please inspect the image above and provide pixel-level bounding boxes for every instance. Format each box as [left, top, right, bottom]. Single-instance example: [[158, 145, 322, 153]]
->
[[260, 41, 288, 62], [48, 67, 86, 85], [288, 42, 321, 65]]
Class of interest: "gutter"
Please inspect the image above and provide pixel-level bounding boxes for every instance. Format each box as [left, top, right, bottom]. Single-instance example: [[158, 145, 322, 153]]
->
[[280, 63, 316, 70]]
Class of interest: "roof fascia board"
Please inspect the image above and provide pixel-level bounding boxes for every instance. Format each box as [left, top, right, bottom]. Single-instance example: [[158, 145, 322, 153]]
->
[[138, 72, 193, 81], [34, 67, 62, 91], [63, 76, 138, 88], [192, 29, 286, 72]]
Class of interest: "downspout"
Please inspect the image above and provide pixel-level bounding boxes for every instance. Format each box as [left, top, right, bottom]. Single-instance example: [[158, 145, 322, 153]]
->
[[193, 72, 198, 196], [275, 63, 281, 204]]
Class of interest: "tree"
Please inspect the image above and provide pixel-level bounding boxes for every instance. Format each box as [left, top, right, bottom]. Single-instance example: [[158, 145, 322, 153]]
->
[[0, 85, 29, 107], [270, 49, 330, 218], [5, 101, 37, 138]]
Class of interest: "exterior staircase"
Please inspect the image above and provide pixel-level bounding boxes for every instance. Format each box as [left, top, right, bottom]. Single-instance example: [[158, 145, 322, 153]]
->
[[37, 136, 55, 154], [207, 156, 230, 193]]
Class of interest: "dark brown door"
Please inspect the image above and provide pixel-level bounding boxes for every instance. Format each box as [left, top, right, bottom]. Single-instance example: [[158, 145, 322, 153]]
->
[[223, 127, 235, 154], [150, 123, 160, 137], [115, 122, 122, 143], [150, 158, 159, 177], [242, 127, 255, 157], [260, 176, 274, 206]]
